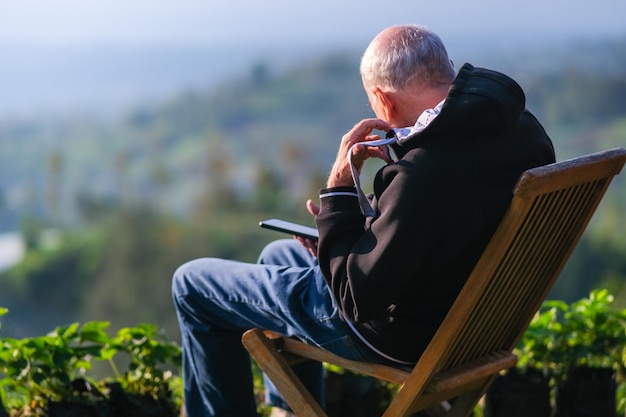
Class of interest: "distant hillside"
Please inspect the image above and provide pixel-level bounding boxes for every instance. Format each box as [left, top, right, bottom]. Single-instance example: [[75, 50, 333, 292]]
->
[[0, 42, 336, 119], [0, 38, 624, 339], [0, 38, 625, 234]]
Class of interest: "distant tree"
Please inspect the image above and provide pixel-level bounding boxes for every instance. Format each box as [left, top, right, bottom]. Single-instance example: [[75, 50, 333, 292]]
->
[[115, 149, 132, 204], [80, 205, 187, 336], [252, 162, 285, 211], [45, 152, 64, 226], [281, 141, 313, 205], [192, 133, 240, 220], [552, 233, 626, 305]]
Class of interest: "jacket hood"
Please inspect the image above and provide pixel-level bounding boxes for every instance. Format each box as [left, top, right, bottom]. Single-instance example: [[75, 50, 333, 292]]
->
[[394, 63, 526, 154]]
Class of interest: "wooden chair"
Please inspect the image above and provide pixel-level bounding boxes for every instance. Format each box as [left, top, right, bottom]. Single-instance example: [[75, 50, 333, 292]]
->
[[242, 148, 626, 417]]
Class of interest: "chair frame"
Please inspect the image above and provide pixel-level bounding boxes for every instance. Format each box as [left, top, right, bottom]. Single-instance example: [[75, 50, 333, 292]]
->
[[243, 148, 626, 417]]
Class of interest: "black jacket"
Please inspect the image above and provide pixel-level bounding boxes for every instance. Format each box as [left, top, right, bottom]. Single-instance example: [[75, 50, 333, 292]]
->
[[315, 63, 556, 363]]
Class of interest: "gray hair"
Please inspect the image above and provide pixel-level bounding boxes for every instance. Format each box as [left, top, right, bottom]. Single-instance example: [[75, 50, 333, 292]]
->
[[360, 25, 456, 91]]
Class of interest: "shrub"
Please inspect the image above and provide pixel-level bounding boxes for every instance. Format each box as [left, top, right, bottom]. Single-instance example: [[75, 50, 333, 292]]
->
[[0, 309, 181, 416]]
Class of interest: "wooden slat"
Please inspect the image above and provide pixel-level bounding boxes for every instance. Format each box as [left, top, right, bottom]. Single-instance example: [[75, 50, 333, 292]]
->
[[426, 351, 517, 393], [514, 148, 626, 197], [278, 334, 410, 385]]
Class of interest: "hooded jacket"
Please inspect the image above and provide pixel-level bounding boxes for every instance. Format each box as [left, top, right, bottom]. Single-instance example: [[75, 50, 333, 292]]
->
[[315, 63, 556, 363]]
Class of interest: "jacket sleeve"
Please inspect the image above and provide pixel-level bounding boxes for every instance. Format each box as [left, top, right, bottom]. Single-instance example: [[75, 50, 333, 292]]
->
[[315, 158, 443, 323]]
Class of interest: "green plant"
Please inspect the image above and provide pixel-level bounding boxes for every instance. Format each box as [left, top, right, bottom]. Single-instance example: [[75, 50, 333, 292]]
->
[[109, 323, 182, 401], [515, 299, 567, 372], [0, 310, 181, 416], [517, 289, 626, 374], [0, 323, 96, 411], [564, 289, 626, 370], [515, 289, 626, 414]]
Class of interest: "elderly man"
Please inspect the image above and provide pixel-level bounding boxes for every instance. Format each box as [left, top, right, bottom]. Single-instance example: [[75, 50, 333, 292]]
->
[[172, 24, 555, 417]]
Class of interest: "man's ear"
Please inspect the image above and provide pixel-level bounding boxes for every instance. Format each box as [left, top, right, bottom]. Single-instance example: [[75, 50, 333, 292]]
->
[[373, 88, 395, 121]]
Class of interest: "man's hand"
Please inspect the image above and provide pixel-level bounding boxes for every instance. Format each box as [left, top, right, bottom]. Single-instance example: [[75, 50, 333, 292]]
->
[[327, 118, 393, 188], [294, 199, 320, 257]]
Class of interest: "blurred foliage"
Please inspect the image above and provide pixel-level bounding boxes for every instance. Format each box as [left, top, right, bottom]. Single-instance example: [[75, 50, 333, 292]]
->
[[0, 39, 624, 355], [517, 289, 626, 374], [515, 289, 626, 415], [0, 311, 181, 416]]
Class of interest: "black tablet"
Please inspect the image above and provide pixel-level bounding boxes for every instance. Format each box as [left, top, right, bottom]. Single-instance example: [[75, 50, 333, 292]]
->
[[259, 218, 319, 241]]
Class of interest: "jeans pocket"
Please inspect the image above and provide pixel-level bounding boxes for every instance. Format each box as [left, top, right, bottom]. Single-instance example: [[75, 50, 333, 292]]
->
[[318, 334, 368, 362]]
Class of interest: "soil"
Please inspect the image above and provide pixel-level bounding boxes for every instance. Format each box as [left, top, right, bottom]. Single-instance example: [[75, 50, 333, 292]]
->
[[18, 379, 179, 417]]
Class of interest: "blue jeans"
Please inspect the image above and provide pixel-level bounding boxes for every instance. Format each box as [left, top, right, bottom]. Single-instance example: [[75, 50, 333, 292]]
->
[[172, 239, 378, 417]]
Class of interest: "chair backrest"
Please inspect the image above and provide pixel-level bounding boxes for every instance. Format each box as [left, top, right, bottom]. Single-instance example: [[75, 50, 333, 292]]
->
[[403, 148, 626, 397]]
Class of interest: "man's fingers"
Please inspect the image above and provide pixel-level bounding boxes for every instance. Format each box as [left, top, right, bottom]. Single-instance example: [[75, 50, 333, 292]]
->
[[343, 119, 392, 146], [306, 199, 320, 216]]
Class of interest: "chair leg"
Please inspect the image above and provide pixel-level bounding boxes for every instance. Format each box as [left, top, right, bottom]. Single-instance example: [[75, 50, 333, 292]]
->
[[243, 329, 328, 417]]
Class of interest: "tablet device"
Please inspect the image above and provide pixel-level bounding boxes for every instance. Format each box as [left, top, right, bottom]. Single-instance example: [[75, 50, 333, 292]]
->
[[259, 218, 319, 241]]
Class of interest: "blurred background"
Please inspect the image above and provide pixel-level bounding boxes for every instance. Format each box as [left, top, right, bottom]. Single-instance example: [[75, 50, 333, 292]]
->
[[0, 0, 625, 343]]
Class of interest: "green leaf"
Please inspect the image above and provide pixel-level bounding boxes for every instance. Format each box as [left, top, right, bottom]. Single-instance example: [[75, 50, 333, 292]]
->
[[79, 321, 111, 344], [99, 345, 119, 361]]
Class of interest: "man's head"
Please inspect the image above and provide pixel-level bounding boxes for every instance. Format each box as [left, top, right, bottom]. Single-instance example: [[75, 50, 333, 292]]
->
[[360, 25, 455, 92], [360, 25, 456, 126]]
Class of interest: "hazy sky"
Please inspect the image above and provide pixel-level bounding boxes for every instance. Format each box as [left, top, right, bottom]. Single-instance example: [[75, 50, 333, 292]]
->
[[1, 0, 625, 47], [1, 0, 625, 118]]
